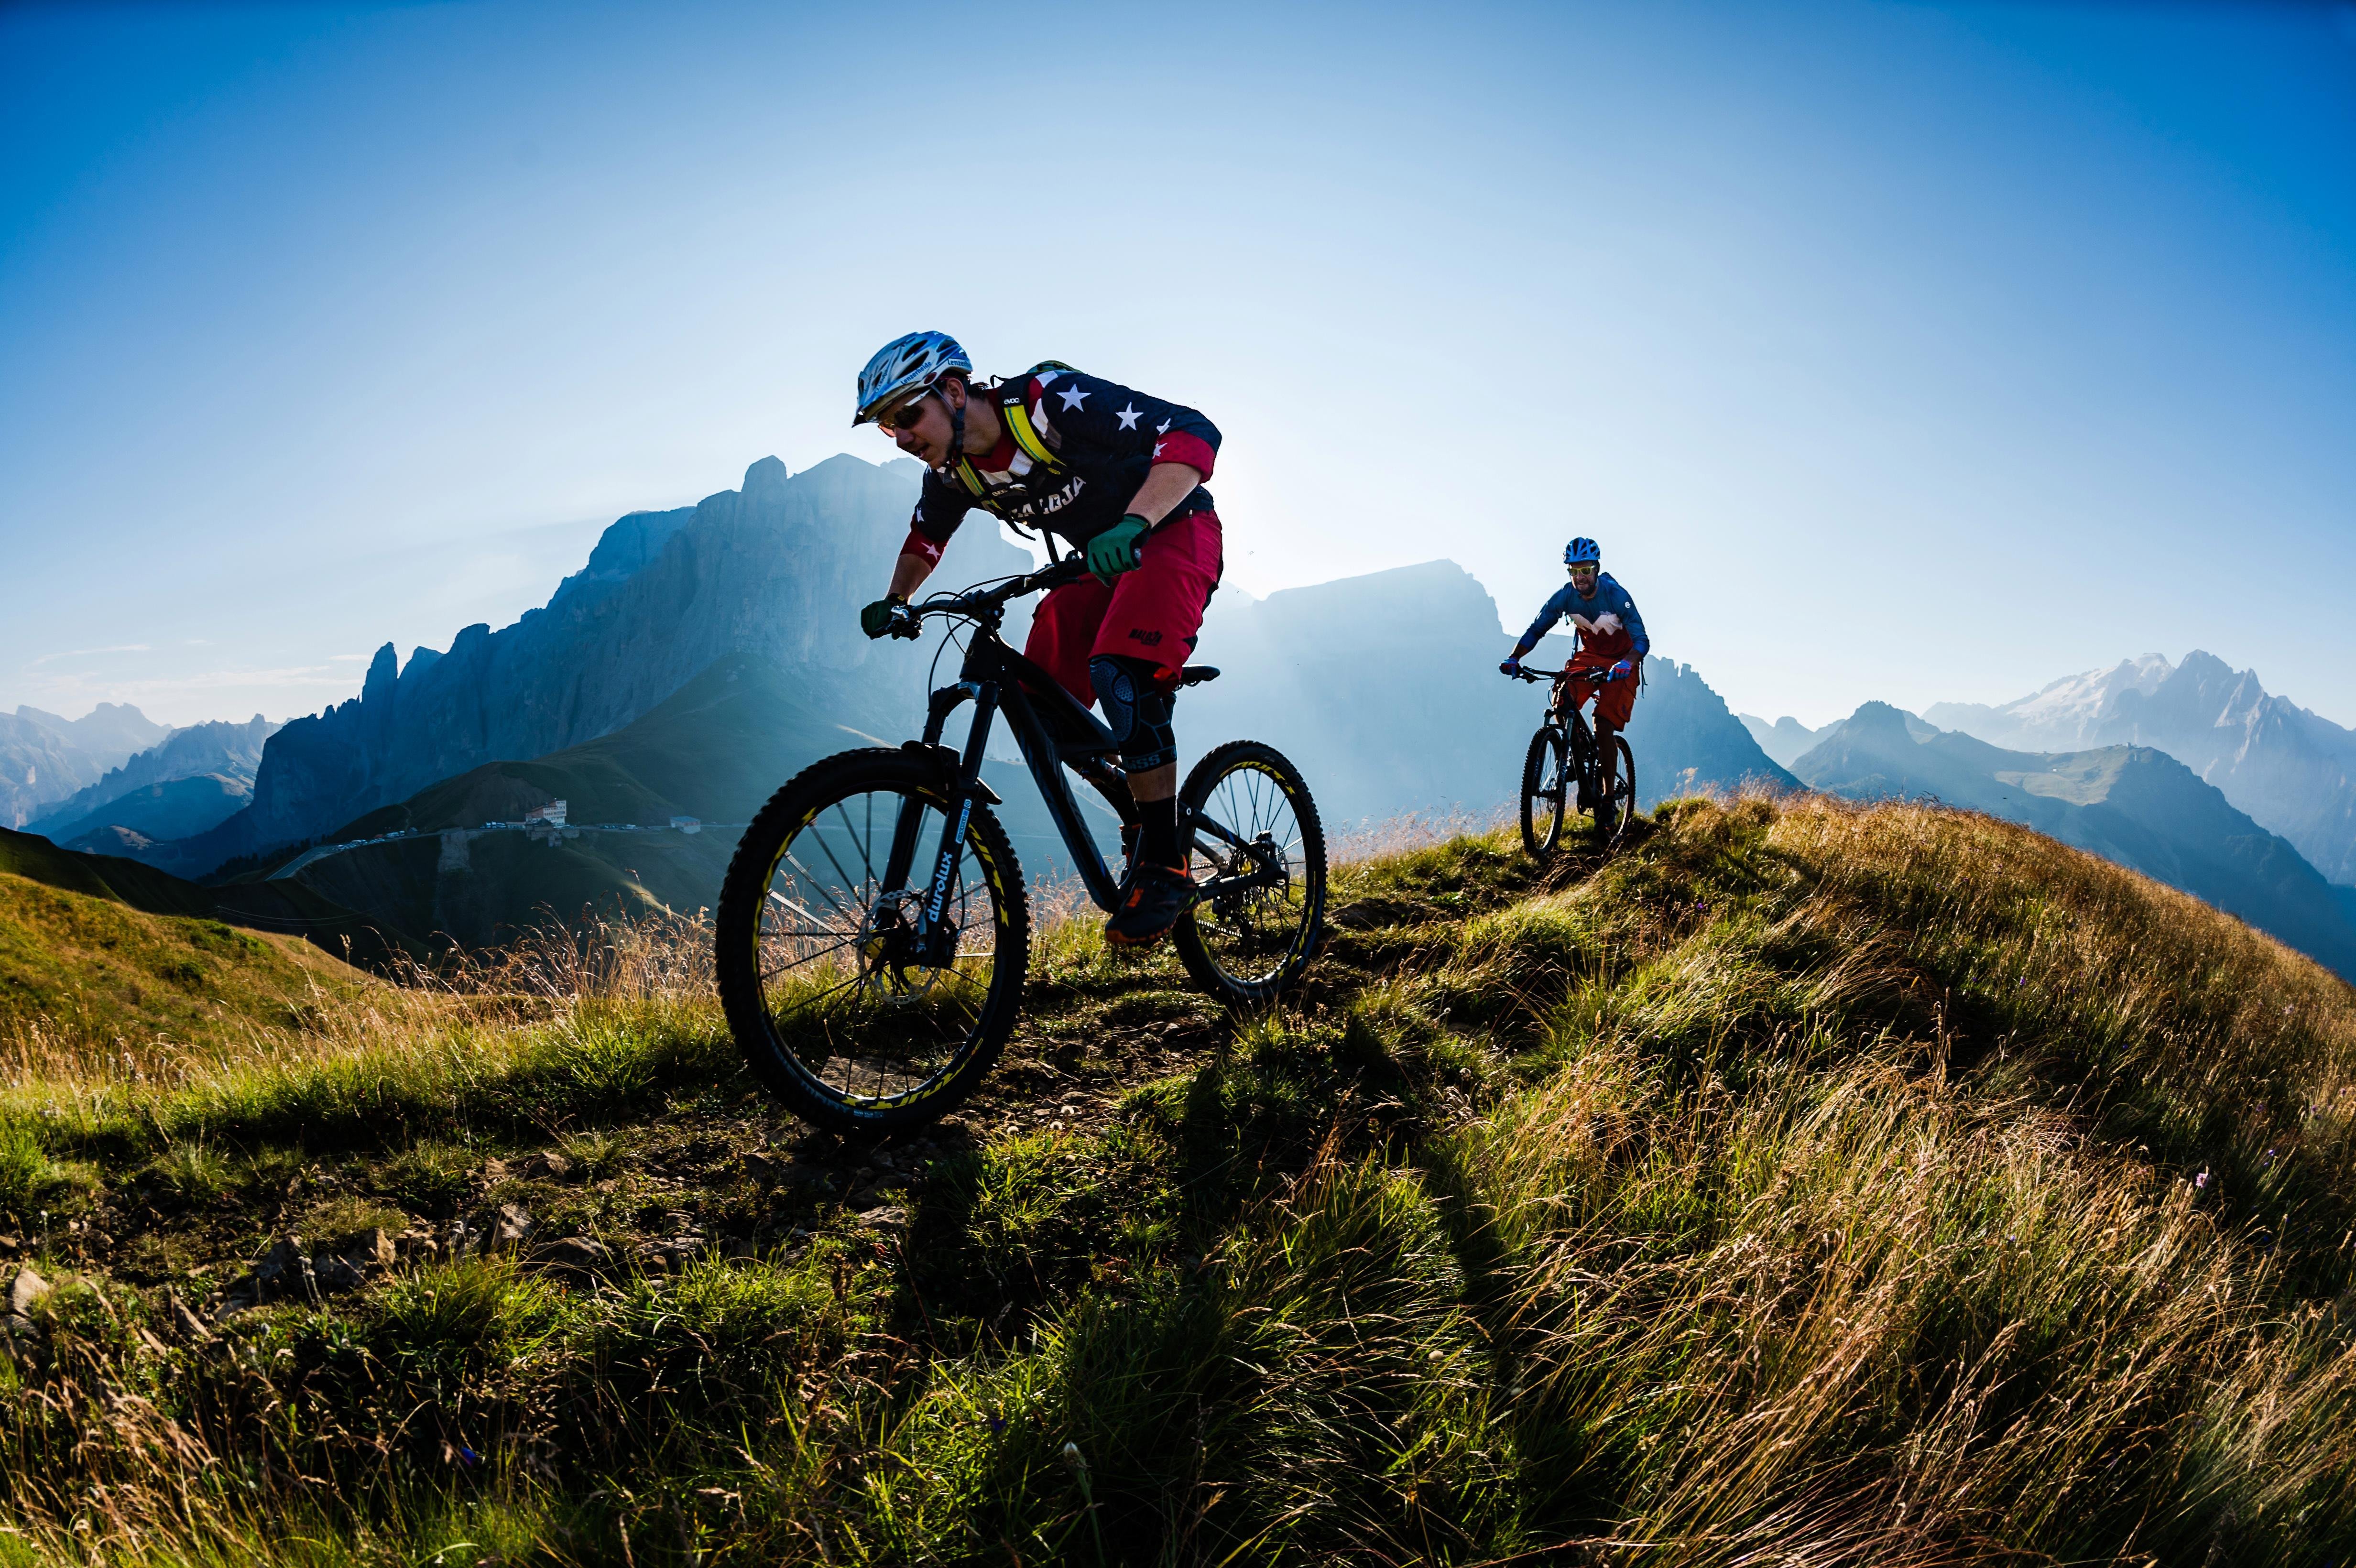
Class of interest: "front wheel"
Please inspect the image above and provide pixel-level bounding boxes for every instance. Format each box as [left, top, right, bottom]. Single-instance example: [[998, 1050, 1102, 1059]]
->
[[715, 749, 1030, 1133], [1520, 725, 1568, 857], [1174, 740, 1326, 1006]]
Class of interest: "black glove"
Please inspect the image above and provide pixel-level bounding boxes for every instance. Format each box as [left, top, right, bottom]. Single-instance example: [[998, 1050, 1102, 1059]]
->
[[1499, 657, 1523, 677], [861, 596, 906, 640]]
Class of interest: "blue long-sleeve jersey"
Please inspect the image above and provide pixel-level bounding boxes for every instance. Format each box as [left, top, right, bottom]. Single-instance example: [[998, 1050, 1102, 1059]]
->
[[1515, 572, 1649, 659]]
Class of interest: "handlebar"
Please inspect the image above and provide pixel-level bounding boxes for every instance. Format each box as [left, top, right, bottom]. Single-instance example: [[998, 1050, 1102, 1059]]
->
[[888, 556, 1092, 637], [1513, 665, 1612, 685]]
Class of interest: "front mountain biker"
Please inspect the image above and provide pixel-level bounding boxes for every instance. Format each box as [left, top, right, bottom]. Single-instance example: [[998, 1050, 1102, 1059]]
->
[[852, 330, 1223, 949], [1499, 537, 1648, 830]]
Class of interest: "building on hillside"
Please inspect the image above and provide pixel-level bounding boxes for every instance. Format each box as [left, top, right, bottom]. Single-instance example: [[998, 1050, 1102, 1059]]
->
[[524, 800, 568, 828], [670, 816, 702, 835]]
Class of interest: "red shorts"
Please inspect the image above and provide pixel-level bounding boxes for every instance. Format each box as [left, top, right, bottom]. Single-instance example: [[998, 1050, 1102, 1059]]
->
[[1564, 642, 1640, 729], [1026, 510, 1224, 705]]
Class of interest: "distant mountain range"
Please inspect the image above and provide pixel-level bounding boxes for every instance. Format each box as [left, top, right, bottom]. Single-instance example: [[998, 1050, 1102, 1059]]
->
[[1923, 653, 2356, 886], [135, 456, 1030, 879], [43, 451, 2333, 980], [1786, 701, 2356, 979], [27, 715, 279, 849], [1747, 653, 2356, 890], [0, 702, 172, 828]]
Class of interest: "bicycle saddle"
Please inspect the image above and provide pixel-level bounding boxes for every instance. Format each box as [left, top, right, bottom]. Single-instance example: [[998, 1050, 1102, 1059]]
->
[[1177, 665, 1220, 686]]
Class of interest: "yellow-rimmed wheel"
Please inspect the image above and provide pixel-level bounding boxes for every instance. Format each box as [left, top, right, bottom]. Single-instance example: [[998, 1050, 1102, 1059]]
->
[[1174, 740, 1326, 1006], [717, 750, 1028, 1132]]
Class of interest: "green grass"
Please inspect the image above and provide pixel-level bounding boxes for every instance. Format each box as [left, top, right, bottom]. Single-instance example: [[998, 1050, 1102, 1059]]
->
[[0, 795, 2352, 1563]]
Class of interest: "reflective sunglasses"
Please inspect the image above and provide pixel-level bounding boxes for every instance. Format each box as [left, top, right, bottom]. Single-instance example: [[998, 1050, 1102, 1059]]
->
[[1567, 561, 1600, 573], [877, 392, 934, 433]]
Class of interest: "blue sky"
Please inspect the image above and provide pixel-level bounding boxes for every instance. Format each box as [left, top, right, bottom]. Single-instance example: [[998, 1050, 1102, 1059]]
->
[[3, 0, 2352, 730]]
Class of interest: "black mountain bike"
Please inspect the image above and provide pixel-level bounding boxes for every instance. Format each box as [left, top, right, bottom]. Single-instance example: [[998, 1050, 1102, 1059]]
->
[[716, 557, 1326, 1133], [1515, 665, 1637, 856]]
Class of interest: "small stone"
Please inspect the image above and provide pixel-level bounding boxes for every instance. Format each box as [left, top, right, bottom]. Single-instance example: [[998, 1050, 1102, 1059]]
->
[[344, 1227, 397, 1273], [534, 1236, 614, 1278], [532, 1150, 577, 1183], [6, 1267, 51, 1316], [858, 1207, 908, 1231], [251, 1239, 316, 1303], [493, 1203, 535, 1248], [480, 1158, 510, 1184], [0, 1235, 20, 1257]]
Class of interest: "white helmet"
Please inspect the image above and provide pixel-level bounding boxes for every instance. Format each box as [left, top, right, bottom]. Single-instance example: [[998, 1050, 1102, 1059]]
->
[[853, 331, 971, 426]]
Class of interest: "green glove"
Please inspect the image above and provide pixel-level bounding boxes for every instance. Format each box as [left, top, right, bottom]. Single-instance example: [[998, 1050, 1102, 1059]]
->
[[1086, 514, 1151, 585], [860, 595, 905, 639]]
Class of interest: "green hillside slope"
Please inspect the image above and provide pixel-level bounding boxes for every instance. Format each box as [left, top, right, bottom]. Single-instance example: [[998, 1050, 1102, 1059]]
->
[[0, 795, 2351, 1564], [0, 864, 373, 1056]]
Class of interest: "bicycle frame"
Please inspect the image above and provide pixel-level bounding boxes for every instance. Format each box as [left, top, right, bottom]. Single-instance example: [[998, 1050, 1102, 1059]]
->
[[875, 564, 1274, 935]]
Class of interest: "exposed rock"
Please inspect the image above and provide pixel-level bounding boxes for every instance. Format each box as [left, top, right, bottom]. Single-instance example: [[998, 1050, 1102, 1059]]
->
[[492, 1203, 536, 1249], [858, 1207, 909, 1232], [6, 1267, 52, 1316], [311, 1230, 395, 1296], [248, 1238, 317, 1304], [533, 1236, 615, 1278], [528, 1150, 577, 1183]]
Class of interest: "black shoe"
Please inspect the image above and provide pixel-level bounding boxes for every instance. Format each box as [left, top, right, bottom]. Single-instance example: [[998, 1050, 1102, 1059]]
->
[[1106, 862, 1196, 948]]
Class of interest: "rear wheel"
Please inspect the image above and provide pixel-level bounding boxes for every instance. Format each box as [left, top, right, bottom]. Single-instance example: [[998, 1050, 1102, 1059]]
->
[[1593, 735, 1637, 847], [1520, 725, 1568, 857], [1174, 741, 1326, 1006], [716, 750, 1029, 1133]]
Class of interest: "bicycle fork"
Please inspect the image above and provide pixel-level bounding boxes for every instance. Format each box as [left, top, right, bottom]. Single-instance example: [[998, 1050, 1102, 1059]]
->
[[880, 682, 1000, 964]]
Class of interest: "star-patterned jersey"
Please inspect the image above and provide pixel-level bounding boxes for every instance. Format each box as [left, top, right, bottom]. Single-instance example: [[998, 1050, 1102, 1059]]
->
[[902, 365, 1220, 563], [1517, 572, 1650, 659]]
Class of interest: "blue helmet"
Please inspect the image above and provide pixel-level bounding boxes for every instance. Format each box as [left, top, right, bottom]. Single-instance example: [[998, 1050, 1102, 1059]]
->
[[1564, 537, 1601, 566], [854, 331, 971, 426]]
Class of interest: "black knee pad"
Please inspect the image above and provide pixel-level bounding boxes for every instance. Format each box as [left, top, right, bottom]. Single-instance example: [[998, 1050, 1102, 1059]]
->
[[1089, 654, 1178, 772]]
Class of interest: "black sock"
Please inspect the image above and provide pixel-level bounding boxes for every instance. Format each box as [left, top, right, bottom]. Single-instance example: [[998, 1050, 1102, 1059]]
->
[[1138, 795, 1181, 867]]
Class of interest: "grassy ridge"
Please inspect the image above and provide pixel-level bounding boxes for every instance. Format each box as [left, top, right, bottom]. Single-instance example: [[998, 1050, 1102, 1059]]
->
[[0, 867, 372, 1071], [0, 795, 2351, 1564]]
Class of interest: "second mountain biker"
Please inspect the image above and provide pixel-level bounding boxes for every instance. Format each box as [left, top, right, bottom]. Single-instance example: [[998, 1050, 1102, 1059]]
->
[[852, 331, 1222, 947], [1500, 536, 1649, 809]]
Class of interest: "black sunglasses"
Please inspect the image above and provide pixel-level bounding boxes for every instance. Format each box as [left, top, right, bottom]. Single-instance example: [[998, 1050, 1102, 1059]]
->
[[878, 391, 934, 432]]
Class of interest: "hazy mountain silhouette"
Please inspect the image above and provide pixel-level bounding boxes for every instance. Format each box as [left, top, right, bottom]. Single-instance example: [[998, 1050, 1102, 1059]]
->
[[30, 715, 279, 845], [1795, 701, 2356, 979], [0, 702, 172, 828], [1926, 653, 2356, 885], [136, 456, 1029, 876]]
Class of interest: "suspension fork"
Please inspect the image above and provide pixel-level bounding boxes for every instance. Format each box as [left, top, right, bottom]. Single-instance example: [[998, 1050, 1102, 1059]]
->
[[880, 682, 988, 901], [895, 683, 999, 948]]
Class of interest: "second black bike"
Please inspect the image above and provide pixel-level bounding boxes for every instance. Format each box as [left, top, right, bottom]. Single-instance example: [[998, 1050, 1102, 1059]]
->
[[715, 557, 1327, 1133], [1515, 664, 1637, 856]]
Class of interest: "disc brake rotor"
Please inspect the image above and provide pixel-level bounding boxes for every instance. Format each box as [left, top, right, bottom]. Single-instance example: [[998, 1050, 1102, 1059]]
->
[[856, 891, 957, 1005]]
